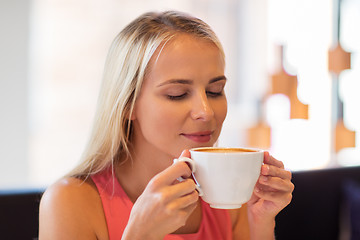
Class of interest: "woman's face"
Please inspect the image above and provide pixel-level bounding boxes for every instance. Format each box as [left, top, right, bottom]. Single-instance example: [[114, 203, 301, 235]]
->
[[131, 34, 227, 160]]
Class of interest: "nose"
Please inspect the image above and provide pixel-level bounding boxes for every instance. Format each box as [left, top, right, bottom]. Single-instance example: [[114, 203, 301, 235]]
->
[[190, 91, 214, 121]]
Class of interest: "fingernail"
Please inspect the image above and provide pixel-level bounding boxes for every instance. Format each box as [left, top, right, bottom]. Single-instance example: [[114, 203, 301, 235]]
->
[[262, 165, 269, 174], [255, 187, 260, 193]]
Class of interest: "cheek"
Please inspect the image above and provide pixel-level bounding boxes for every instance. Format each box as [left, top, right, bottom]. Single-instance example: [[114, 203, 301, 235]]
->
[[152, 108, 176, 129], [138, 101, 185, 136], [155, 104, 188, 130], [214, 99, 228, 124]]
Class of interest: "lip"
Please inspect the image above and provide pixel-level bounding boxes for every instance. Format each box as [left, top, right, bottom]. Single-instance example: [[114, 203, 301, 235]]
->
[[181, 131, 213, 143]]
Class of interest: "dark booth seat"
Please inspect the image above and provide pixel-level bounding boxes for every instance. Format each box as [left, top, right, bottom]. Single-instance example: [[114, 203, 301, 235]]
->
[[0, 189, 44, 240], [275, 166, 360, 240], [1, 166, 360, 240]]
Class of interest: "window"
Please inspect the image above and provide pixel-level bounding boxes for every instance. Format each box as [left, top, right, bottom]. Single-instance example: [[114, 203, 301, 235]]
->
[[1, 0, 358, 188]]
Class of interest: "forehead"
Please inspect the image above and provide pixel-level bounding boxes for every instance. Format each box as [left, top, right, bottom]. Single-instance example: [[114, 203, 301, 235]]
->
[[154, 34, 223, 63], [145, 34, 225, 82]]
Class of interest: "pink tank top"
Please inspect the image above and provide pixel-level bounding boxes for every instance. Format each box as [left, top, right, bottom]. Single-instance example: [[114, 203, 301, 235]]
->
[[91, 168, 233, 240]]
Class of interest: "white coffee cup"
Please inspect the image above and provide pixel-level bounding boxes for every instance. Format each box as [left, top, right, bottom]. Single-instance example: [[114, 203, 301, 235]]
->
[[174, 147, 264, 209]]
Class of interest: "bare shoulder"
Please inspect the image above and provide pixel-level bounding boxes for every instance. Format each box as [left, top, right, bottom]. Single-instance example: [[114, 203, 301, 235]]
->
[[39, 177, 108, 240], [41, 177, 100, 208]]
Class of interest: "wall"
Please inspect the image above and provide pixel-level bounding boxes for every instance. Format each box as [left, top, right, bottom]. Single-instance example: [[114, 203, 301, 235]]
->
[[0, 0, 31, 187]]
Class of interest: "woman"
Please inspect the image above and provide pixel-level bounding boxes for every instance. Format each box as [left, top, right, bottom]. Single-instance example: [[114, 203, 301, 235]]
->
[[39, 11, 294, 240]]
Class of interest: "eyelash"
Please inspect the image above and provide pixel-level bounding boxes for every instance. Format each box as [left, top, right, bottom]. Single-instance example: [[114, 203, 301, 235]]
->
[[207, 91, 223, 98], [167, 93, 187, 100], [167, 91, 223, 101]]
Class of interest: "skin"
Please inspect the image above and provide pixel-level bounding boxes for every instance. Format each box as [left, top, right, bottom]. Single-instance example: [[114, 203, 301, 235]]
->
[[39, 34, 294, 240]]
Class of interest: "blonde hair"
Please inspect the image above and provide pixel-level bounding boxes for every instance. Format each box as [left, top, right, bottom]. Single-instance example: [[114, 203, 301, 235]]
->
[[68, 10, 225, 178]]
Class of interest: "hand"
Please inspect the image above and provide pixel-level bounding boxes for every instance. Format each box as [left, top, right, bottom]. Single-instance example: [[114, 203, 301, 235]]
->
[[247, 152, 294, 225], [122, 150, 199, 240]]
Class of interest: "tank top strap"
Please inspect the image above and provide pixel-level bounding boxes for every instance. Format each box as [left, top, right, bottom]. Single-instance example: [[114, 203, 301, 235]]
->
[[91, 168, 132, 239]]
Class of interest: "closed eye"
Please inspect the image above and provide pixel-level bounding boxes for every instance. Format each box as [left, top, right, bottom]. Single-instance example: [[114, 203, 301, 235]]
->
[[206, 91, 223, 98], [167, 93, 188, 100]]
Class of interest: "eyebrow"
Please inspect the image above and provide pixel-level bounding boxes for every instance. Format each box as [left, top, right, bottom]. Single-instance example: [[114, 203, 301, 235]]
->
[[209, 75, 227, 83], [157, 75, 227, 87]]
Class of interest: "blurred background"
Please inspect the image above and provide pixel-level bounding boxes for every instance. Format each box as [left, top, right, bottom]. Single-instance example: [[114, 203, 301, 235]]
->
[[1, 0, 359, 189]]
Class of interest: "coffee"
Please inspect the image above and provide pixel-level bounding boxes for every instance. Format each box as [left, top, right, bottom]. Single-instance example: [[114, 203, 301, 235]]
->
[[192, 147, 257, 153]]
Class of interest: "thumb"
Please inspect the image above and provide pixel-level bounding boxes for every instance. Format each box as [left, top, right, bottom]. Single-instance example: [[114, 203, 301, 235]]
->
[[179, 149, 191, 158], [178, 150, 193, 172]]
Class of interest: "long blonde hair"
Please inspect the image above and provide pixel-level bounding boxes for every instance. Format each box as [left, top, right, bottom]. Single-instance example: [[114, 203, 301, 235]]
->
[[68, 10, 225, 178]]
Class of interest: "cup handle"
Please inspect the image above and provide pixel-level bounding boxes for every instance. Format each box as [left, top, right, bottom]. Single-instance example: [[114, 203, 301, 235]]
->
[[173, 157, 203, 196]]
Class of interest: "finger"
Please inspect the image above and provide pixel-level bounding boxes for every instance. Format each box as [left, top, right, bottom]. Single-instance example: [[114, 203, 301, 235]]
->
[[258, 175, 295, 192], [151, 161, 192, 187], [261, 164, 292, 180], [254, 187, 293, 206], [165, 195, 199, 228], [175, 149, 194, 171], [264, 152, 284, 169], [168, 178, 199, 198], [181, 149, 191, 158], [167, 190, 199, 212]]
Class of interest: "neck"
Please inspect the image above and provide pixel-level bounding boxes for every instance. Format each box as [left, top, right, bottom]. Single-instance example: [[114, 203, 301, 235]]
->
[[115, 144, 174, 203]]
